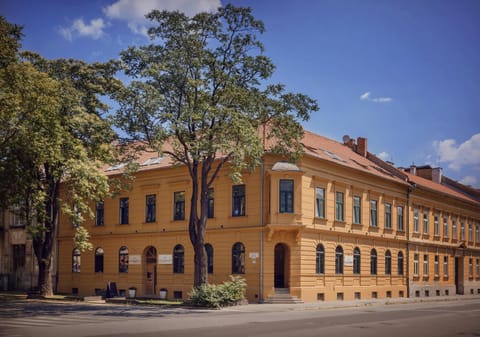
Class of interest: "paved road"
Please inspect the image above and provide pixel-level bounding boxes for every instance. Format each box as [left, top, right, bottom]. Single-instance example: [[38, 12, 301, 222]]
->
[[1, 296, 480, 337]]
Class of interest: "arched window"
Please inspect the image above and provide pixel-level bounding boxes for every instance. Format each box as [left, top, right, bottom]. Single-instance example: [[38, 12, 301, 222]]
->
[[398, 251, 404, 275], [205, 243, 214, 274], [232, 242, 245, 274], [370, 249, 377, 275], [353, 247, 361, 274], [385, 250, 392, 275], [335, 246, 344, 274], [72, 248, 81, 273], [316, 244, 325, 274], [173, 244, 184, 273], [119, 246, 129, 273], [95, 247, 104, 273]]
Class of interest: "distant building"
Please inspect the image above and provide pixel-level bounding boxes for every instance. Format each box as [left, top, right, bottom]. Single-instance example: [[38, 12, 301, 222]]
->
[[0, 206, 38, 291], [51, 130, 480, 302]]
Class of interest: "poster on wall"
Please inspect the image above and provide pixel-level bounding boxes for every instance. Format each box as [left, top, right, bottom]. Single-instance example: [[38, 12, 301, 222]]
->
[[158, 254, 173, 264], [345, 255, 353, 266], [129, 255, 141, 265]]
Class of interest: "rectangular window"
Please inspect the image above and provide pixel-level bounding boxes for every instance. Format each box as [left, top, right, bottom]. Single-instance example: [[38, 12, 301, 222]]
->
[[174, 191, 185, 220], [434, 214, 439, 236], [443, 256, 449, 277], [385, 203, 392, 229], [434, 255, 439, 277], [423, 211, 429, 235], [452, 217, 457, 239], [443, 215, 449, 238], [468, 224, 473, 242], [279, 179, 294, 213], [145, 194, 156, 223], [12, 244, 25, 269], [207, 188, 214, 218], [413, 209, 419, 233], [476, 258, 480, 278], [370, 200, 377, 227], [423, 254, 429, 277], [335, 192, 344, 221], [119, 198, 129, 224], [397, 206, 404, 231], [460, 220, 465, 240], [353, 196, 361, 224], [476, 224, 480, 243], [315, 188, 325, 218], [95, 201, 104, 226], [232, 185, 246, 216], [469, 258, 473, 278], [413, 253, 419, 276]]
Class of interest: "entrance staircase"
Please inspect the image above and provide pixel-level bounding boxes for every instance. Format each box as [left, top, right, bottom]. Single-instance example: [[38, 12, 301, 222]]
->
[[263, 288, 304, 304]]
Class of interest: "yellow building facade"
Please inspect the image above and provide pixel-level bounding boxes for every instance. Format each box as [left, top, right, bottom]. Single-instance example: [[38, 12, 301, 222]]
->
[[56, 131, 480, 303]]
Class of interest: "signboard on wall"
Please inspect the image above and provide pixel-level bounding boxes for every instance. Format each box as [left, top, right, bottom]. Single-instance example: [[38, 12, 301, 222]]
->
[[345, 255, 353, 266], [158, 254, 173, 264], [129, 254, 141, 265]]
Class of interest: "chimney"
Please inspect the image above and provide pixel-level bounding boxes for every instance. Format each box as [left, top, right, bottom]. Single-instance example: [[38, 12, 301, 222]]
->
[[432, 167, 443, 184], [356, 137, 368, 157], [410, 165, 417, 175]]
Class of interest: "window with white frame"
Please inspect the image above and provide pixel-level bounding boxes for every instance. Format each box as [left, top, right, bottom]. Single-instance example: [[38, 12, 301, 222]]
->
[[443, 215, 448, 238], [476, 224, 480, 243], [461, 220, 465, 241], [385, 203, 392, 229], [335, 192, 344, 222], [443, 256, 448, 277], [423, 211, 429, 235], [468, 223, 473, 242], [452, 217, 457, 239], [353, 196, 361, 224], [413, 253, 419, 276], [434, 214, 439, 236], [397, 206, 404, 231], [423, 254, 429, 277], [434, 255, 439, 277], [370, 200, 378, 227], [413, 209, 419, 233], [315, 187, 325, 218], [469, 258, 473, 278]]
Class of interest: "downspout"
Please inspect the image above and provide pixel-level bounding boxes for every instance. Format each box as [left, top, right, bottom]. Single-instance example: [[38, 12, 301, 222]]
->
[[259, 159, 264, 303], [406, 183, 416, 298]]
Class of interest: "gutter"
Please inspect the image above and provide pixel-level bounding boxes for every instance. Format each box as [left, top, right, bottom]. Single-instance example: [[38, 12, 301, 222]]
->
[[259, 159, 264, 303]]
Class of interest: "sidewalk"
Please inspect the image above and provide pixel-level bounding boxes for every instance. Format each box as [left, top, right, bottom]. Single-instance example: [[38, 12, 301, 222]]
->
[[1, 291, 479, 313], [224, 293, 480, 312]]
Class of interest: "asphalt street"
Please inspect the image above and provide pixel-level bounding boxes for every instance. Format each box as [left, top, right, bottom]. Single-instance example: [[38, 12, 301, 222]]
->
[[1, 294, 479, 337]]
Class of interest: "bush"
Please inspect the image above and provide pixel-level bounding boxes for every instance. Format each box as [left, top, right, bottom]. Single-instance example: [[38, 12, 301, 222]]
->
[[189, 276, 247, 308]]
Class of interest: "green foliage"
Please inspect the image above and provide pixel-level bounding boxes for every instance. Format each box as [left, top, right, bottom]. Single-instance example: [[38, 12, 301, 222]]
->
[[73, 226, 93, 252], [0, 16, 123, 295], [189, 276, 247, 308], [115, 5, 318, 287]]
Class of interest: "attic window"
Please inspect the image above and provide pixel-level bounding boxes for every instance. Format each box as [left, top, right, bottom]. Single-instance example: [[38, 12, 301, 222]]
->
[[323, 150, 344, 162], [105, 163, 126, 171], [142, 157, 164, 166]]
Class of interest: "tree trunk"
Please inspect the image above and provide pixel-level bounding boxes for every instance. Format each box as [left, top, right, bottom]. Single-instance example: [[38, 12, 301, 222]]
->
[[37, 257, 53, 296]]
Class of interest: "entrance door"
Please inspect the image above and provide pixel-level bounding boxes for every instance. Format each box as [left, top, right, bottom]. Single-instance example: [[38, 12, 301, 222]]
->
[[144, 246, 157, 295], [455, 257, 464, 295], [274, 243, 288, 288]]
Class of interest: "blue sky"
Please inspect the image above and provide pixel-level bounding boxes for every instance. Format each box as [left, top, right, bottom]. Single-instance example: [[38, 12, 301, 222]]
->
[[3, 0, 480, 187]]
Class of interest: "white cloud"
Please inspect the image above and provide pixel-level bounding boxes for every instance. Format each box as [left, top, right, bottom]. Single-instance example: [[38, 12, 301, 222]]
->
[[360, 91, 392, 103], [377, 151, 391, 161], [459, 175, 478, 187], [103, 0, 221, 35], [58, 18, 107, 41], [433, 133, 480, 171]]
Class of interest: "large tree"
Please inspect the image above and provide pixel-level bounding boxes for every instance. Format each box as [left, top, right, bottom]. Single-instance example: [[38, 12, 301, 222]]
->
[[0, 17, 122, 295], [115, 5, 318, 287]]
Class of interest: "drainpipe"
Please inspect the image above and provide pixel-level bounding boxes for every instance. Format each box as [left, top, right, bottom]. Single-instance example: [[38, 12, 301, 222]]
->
[[406, 183, 416, 298], [259, 160, 265, 303]]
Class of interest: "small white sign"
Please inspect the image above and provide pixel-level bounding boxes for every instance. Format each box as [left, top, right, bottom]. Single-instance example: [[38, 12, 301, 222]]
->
[[249, 252, 259, 259], [158, 254, 173, 264], [129, 254, 141, 265], [345, 255, 353, 266]]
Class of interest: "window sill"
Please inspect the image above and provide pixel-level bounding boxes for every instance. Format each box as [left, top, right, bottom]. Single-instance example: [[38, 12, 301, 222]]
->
[[229, 215, 248, 219]]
